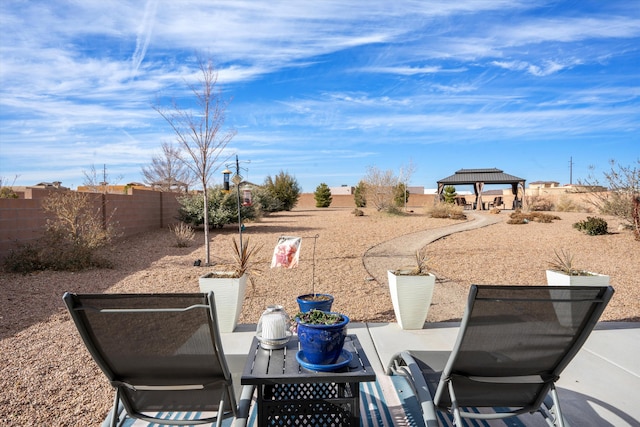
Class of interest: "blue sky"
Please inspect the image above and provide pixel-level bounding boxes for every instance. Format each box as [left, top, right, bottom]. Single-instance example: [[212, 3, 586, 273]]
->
[[1, 1, 638, 193]]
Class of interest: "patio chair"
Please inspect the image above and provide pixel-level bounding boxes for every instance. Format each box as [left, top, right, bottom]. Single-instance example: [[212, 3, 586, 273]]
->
[[489, 196, 503, 208], [386, 285, 614, 427], [63, 291, 253, 427]]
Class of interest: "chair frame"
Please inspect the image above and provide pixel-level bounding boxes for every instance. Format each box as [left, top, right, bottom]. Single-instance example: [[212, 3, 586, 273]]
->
[[64, 291, 251, 427], [387, 285, 614, 427]]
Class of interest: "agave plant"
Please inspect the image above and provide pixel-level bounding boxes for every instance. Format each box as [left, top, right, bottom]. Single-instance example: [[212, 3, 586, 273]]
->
[[393, 249, 434, 276], [547, 248, 592, 276], [231, 237, 263, 277]]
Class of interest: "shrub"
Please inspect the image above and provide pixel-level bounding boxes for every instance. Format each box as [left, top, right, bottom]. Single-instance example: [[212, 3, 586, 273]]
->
[[526, 195, 553, 211], [314, 183, 332, 208], [3, 242, 42, 273], [555, 196, 586, 212], [573, 216, 608, 236], [170, 222, 195, 247], [252, 186, 283, 213], [427, 203, 466, 220], [352, 208, 364, 216], [178, 187, 257, 228], [0, 186, 18, 198], [507, 210, 561, 224]]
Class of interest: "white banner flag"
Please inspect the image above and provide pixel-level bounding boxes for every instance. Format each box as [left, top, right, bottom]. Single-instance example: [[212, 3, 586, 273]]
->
[[270, 236, 302, 268]]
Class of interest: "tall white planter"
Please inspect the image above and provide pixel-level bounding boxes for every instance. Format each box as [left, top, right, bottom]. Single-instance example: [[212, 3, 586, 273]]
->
[[546, 270, 609, 327], [545, 270, 610, 286], [387, 270, 436, 330], [199, 272, 248, 333]]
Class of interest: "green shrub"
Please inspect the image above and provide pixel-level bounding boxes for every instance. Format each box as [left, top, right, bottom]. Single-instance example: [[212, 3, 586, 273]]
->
[[262, 171, 301, 211], [573, 216, 608, 236], [314, 183, 332, 208], [178, 187, 257, 228], [354, 181, 366, 208]]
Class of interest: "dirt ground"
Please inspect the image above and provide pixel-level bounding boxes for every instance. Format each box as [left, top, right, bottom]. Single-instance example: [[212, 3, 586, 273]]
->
[[1, 207, 637, 426]]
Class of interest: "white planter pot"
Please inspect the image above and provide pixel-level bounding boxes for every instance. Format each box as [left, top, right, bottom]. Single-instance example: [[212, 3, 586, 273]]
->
[[387, 270, 436, 330], [545, 270, 610, 286], [545, 270, 609, 327], [199, 272, 248, 333]]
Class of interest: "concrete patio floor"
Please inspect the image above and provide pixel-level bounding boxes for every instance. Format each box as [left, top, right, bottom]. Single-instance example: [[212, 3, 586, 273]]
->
[[221, 321, 640, 427]]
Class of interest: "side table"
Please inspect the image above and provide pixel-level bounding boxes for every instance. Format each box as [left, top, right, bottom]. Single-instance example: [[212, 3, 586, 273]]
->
[[241, 334, 376, 426]]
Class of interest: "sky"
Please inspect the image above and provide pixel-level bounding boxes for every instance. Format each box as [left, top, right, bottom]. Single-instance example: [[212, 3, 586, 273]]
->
[[0, 1, 638, 193]]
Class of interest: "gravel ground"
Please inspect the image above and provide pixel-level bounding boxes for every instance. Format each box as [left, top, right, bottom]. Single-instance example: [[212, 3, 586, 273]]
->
[[1, 207, 637, 426]]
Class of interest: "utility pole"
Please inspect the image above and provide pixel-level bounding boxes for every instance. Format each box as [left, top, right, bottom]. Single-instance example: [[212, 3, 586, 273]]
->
[[569, 157, 573, 185]]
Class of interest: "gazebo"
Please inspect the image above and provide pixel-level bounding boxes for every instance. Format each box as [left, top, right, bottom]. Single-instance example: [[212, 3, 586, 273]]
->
[[437, 168, 526, 210]]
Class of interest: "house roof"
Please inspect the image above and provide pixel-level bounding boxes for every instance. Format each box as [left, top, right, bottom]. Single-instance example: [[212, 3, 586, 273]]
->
[[437, 168, 525, 185]]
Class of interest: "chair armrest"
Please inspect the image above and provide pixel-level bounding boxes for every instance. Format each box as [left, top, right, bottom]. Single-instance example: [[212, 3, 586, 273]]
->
[[233, 385, 255, 427]]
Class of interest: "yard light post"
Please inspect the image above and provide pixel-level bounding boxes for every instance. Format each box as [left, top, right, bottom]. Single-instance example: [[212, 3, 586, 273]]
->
[[226, 155, 250, 252]]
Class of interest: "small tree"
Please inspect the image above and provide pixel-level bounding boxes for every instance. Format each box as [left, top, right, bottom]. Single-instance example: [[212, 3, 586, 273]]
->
[[443, 185, 457, 204], [362, 166, 398, 212], [141, 142, 192, 192], [314, 183, 332, 207], [393, 182, 409, 207], [263, 171, 301, 211], [354, 181, 367, 208], [154, 57, 236, 265]]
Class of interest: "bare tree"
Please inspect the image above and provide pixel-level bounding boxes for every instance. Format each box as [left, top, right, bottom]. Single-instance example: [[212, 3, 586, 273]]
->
[[82, 164, 122, 193], [141, 142, 192, 191], [362, 162, 415, 212], [153, 57, 236, 264], [362, 166, 398, 211]]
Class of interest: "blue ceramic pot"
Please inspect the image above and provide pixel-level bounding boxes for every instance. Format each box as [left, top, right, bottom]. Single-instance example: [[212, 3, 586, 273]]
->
[[296, 293, 334, 313], [296, 312, 349, 365]]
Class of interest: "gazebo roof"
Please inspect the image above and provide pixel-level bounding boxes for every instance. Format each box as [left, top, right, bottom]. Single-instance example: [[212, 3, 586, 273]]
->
[[437, 168, 525, 185]]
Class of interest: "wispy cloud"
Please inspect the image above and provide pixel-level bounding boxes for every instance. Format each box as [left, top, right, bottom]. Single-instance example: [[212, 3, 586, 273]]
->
[[1, 1, 638, 190], [131, 0, 158, 79]]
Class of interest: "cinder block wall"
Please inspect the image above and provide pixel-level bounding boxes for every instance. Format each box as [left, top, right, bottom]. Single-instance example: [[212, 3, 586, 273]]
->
[[0, 188, 182, 261]]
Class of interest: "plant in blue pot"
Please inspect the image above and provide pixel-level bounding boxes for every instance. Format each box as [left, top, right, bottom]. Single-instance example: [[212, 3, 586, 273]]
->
[[295, 310, 351, 371], [296, 293, 334, 312]]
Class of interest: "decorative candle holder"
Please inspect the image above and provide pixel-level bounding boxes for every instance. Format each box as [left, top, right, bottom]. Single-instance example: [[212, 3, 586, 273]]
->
[[256, 305, 291, 349]]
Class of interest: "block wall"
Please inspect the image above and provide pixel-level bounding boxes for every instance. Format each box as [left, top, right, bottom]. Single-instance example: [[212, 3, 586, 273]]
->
[[0, 188, 182, 261]]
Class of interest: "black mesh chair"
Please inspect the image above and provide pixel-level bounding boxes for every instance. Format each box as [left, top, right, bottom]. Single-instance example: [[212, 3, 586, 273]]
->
[[63, 292, 252, 427], [387, 285, 614, 427]]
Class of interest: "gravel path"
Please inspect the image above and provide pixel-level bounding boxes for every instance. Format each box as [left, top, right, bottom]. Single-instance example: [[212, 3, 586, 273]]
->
[[363, 211, 502, 284]]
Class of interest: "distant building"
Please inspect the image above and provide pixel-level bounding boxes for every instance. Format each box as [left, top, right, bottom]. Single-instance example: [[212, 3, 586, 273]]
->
[[528, 181, 607, 196], [329, 185, 354, 195]]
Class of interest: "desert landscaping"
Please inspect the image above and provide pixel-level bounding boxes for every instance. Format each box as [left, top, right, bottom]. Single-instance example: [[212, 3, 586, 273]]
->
[[1, 206, 638, 426]]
